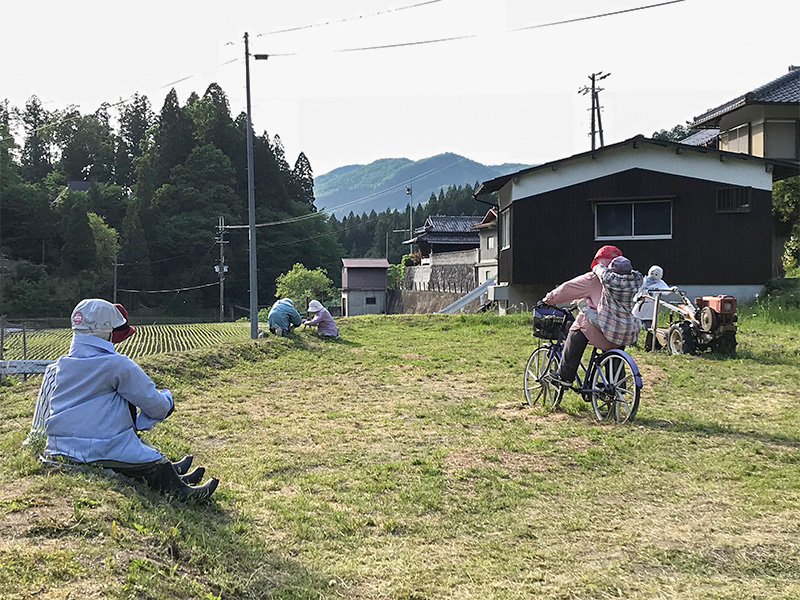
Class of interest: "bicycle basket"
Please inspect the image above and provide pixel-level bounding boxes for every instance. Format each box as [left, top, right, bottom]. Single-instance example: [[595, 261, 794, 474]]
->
[[532, 306, 571, 340]]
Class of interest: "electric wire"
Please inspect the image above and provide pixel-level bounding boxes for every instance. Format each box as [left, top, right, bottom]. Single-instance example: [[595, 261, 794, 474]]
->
[[259, 0, 686, 57], [118, 242, 217, 299], [117, 281, 219, 294], [255, 0, 443, 38], [114, 251, 203, 267], [223, 155, 469, 230], [22, 1, 685, 136], [508, 0, 686, 32]]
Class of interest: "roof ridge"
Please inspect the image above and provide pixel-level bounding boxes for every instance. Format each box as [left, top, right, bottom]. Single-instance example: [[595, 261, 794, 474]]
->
[[746, 66, 800, 100], [692, 67, 800, 126]]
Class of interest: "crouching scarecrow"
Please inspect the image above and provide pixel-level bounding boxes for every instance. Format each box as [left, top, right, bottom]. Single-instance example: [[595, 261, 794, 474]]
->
[[40, 298, 218, 501]]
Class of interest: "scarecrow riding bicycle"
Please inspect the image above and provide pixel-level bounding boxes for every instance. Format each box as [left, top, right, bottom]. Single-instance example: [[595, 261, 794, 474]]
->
[[523, 304, 643, 423]]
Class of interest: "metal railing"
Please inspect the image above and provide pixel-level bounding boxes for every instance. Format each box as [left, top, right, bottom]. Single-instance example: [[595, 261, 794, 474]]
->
[[0, 316, 60, 380]]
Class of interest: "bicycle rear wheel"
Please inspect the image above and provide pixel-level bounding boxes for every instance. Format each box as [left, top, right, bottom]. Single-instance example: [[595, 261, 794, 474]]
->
[[589, 350, 641, 423], [524, 346, 562, 409]]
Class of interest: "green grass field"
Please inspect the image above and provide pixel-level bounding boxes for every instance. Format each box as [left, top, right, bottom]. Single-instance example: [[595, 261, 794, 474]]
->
[[1, 303, 800, 599]]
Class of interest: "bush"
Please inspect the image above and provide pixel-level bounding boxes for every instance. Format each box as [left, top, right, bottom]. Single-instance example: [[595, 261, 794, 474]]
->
[[274, 263, 337, 308]]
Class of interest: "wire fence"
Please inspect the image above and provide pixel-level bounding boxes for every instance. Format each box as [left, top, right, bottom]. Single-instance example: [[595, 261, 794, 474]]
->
[[0, 318, 72, 363]]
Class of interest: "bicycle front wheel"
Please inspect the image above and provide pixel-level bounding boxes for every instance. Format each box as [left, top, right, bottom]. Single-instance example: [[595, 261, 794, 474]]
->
[[524, 346, 561, 409], [589, 351, 641, 423]]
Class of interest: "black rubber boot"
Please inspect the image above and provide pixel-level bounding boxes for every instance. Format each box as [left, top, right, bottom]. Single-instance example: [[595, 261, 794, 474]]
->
[[145, 462, 218, 501], [172, 455, 193, 475], [180, 467, 205, 485]]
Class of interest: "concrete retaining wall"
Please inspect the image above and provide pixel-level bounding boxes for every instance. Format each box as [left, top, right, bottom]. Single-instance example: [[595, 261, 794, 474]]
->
[[387, 289, 484, 314]]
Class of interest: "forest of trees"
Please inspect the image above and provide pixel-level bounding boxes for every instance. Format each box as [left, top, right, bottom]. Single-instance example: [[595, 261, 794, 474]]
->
[[0, 84, 336, 319], [0, 85, 492, 319]]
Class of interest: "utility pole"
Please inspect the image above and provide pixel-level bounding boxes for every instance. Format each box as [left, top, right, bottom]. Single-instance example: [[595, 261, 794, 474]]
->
[[112, 257, 118, 303], [406, 181, 413, 241], [579, 71, 610, 151], [245, 32, 258, 339], [215, 216, 229, 322], [0, 123, 4, 320]]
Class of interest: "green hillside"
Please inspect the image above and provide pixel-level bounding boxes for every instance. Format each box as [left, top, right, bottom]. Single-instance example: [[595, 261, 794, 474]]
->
[[315, 152, 530, 215], [2, 301, 800, 599]]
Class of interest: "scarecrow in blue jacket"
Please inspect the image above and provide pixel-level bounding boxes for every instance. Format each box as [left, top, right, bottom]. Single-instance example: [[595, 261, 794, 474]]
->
[[43, 298, 218, 500], [267, 298, 302, 336]]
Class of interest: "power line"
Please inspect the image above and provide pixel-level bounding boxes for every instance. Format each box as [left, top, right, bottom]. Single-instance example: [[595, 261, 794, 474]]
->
[[222, 155, 468, 230], [260, 0, 686, 57], [115, 250, 201, 267], [117, 281, 218, 294], [509, 0, 685, 32], [255, 0, 443, 38], [22, 52, 242, 137]]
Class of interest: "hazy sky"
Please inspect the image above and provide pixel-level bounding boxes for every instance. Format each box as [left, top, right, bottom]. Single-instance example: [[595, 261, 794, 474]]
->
[[2, 0, 798, 176]]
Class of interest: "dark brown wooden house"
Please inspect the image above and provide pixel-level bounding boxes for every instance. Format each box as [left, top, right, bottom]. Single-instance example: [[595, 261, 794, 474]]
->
[[475, 135, 799, 308]]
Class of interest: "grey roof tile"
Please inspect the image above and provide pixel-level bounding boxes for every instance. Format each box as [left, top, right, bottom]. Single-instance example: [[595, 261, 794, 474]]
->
[[692, 67, 800, 126]]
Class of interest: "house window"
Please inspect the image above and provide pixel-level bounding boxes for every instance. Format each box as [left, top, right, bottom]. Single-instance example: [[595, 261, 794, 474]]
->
[[365, 297, 377, 305], [595, 201, 672, 240], [765, 120, 798, 160], [720, 124, 749, 154], [486, 235, 495, 250], [716, 187, 751, 213], [499, 210, 510, 249]]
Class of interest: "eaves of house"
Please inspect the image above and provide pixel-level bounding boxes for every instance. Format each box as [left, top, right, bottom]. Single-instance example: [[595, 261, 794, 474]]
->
[[475, 135, 800, 200], [690, 66, 800, 128]]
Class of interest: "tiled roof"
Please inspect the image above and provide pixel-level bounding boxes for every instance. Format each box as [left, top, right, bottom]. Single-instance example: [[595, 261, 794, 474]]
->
[[421, 215, 483, 233], [405, 215, 482, 246], [414, 232, 479, 245], [680, 129, 719, 146], [692, 67, 800, 127], [341, 258, 391, 268]]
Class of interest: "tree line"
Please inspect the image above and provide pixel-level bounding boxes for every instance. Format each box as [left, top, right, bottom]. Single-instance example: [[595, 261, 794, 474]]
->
[[0, 85, 492, 319], [329, 183, 485, 265], [0, 84, 337, 319]]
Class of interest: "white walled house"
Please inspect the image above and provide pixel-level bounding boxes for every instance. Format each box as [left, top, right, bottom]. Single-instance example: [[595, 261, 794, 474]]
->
[[341, 258, 390, 316]]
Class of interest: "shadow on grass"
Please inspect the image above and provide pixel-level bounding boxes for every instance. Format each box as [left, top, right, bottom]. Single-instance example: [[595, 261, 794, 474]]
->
[[635, 416, 800, 448], [290, 330, 360, 348], [19, 462, 332, 600]]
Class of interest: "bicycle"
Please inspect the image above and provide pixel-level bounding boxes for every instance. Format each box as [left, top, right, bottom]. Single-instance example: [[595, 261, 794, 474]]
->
[[523, 304, 643, 424]]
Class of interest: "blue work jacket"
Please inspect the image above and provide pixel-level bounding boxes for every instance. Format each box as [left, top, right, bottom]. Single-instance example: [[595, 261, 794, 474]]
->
[[45, 335, 174, 464], [267, 299, 302, 331]]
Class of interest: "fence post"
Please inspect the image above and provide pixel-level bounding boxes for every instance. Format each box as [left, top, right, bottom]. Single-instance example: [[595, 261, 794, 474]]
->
[[21, 322, 28, 381]]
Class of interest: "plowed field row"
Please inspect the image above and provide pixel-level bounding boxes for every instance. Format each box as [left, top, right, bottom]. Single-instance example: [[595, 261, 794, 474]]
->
[[2, 323, 251, 361]]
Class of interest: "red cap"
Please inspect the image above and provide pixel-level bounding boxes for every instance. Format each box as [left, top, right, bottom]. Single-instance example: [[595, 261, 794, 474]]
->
[[111, 303, 136, 344], [590, 245, 622, 269]]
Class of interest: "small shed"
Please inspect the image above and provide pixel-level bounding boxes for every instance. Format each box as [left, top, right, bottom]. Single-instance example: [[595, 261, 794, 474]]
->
[[341, 258, 391, 316]]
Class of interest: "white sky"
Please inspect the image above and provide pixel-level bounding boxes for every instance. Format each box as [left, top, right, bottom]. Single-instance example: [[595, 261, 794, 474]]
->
[[2, 0, 798, 176]]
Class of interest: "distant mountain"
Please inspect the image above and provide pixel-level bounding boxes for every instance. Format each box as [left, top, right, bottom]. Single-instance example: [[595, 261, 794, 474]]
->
[[314, 153, 530, 216]]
